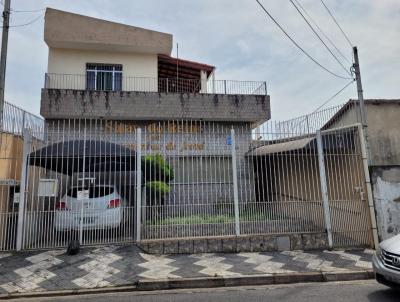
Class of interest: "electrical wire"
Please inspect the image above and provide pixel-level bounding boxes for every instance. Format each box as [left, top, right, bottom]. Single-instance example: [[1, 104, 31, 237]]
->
[[289, 79, 355, 132], [289, 0, 351, 77], [256, 0, 352, 80], [11, 8, 45, 13], [312, 79, 354, 112], [293, 0, 352, 64], [1, 14, 44, 28], [320, 0, 353, 47]]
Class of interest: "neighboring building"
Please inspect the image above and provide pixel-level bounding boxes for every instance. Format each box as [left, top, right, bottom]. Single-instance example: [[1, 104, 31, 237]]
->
[[322, 99, 400, 241]]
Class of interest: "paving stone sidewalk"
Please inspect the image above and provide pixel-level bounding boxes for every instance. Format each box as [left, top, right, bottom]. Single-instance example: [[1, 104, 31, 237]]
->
[[0, 245, 374, 295]]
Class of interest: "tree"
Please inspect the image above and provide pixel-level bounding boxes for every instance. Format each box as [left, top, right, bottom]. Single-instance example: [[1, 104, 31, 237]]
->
[[141, 154, 174, 221]]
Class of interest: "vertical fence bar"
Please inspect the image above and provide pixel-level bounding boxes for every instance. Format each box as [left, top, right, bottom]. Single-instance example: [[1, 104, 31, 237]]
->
[[136, 128, 142, 242], [358, 124, 379, 248], [16, 129, 31, 251], [316, 130, 333, 248], [230, 128, 240, 236]]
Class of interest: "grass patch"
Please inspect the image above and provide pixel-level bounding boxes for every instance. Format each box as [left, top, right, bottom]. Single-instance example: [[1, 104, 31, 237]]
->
[[146, 211, 281, 226]]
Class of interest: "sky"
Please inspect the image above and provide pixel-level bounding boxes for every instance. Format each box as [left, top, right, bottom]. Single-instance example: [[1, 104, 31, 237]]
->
[[4, 0, 400, 120]]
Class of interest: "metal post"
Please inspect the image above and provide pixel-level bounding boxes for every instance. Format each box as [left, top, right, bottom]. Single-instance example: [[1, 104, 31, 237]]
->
[[316, 130, 333, 249], [211, 72, 216, 94], [0, 0, 11, 130], [224, 80, 227, 94], [79, 127, 87, 244], [22, 111, 26, 133], [230, 128, 240, 236], [358, 124, 379, 248], [16, 128, 31, 251], [136, 128, 142, 242], [166, 78, 169, 93]]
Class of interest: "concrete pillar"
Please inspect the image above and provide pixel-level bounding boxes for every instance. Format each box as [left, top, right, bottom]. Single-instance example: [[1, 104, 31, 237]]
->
[[200, 70, 208, 93]]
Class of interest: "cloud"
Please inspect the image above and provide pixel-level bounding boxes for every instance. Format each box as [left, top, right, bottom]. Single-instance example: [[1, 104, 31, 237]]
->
[[3, 0, 399, 121]]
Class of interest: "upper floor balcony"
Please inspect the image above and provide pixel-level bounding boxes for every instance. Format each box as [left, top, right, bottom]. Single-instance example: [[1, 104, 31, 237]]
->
[[41, 73, 270, 125], [44, 73, 268, 96]]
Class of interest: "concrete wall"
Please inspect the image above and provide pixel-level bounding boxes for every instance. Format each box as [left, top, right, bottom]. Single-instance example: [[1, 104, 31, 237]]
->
[[0, 133, 23, 182], [371, 166, 400, 241], [139, 233, 329, 254], [47, 48, 158, 91], [41, 89, 271, 125], [0, 133, 23, 250], [44, 8, 173, 55], [325, 102, 400, 166]]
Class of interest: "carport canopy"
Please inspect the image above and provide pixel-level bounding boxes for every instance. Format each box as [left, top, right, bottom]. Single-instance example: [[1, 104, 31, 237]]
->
[[28, 140, 136, 176]]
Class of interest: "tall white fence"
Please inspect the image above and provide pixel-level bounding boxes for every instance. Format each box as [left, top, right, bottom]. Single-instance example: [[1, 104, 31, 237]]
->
[[0, 101, 374, 251]]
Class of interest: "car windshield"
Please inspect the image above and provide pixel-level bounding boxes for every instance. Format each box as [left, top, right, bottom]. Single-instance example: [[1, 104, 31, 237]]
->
[[67, 186, 114, 198]]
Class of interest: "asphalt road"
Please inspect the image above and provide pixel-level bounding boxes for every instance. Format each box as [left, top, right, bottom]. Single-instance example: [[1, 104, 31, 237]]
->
[[9, 280, 400, 302]]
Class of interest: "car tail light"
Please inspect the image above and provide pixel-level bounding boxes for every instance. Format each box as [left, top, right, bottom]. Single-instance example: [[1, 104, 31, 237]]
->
[[108, 199, 121, 209], [55, 201, 68, 211]]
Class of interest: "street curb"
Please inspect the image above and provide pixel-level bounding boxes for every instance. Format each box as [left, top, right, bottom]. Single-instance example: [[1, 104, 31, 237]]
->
[[0, 270, 374, 300]]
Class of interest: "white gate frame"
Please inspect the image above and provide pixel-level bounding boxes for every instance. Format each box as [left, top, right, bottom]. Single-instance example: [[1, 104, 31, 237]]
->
[[231, 128, 240, 236], [136, 128, 142, 242], [318, 123, 378, 249], [16, 129, 31, 251], [316, 130, 333, 249]]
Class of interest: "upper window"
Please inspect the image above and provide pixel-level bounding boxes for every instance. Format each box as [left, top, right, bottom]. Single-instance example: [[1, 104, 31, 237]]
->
[[86, 63, 123, 91]]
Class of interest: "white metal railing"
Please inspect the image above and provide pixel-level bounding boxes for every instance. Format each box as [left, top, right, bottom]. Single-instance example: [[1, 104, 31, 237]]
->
[[1, 101, 44, 136], [44, 73, 268, 96]]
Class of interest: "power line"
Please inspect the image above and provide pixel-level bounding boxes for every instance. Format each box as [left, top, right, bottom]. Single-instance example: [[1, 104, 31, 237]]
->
[[255, 0, 352, 80], [288, 79, 355, 132], [1, 14, 43, 28], [312, 79, 354, 112], [293, 0, 351, 64], [320, 0, 353, 47], [289, 0, 351, 77], [11, 8, 45, 13]]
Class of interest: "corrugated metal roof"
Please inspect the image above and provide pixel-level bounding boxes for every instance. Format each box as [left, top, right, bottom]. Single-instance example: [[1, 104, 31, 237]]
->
[[248, 137, 315, 156]]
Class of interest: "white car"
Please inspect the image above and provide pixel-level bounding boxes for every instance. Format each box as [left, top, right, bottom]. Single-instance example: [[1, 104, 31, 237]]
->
[[373, 234, 400, 289], [54, 185, 124, 231]]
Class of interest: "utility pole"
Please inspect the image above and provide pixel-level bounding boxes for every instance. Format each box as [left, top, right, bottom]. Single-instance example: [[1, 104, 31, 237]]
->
[[353, 46, 370, 162], [0, 0, 11, 130], [353, 46, 379, 249], [353, 47, 366, 130]]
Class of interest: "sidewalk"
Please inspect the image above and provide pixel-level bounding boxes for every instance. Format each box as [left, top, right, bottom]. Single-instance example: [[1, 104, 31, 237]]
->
[[0, 245, 375, 297]]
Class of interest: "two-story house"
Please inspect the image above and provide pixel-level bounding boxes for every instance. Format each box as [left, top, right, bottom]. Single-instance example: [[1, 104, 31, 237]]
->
[[22, 7, 272, 247]]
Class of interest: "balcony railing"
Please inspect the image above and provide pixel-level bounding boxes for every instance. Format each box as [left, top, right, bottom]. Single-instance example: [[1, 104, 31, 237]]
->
[[44, 73, 267, 96]]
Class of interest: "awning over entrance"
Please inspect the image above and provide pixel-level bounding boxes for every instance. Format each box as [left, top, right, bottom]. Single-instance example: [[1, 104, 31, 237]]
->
[[248, 129, 356, 156], [248, 137, 315, 156], [29, 140, 136, 176]]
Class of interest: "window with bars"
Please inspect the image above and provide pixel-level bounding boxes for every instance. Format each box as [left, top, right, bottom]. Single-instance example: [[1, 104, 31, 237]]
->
[[86, 63, 123, 91]]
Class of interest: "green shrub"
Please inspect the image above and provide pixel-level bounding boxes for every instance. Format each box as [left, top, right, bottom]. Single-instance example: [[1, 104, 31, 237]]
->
[[141, 154, 174, 182], [145, 181, 171, 195]]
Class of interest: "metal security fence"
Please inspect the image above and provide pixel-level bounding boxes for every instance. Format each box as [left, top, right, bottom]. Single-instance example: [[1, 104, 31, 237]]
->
[[44, 73, 268, 96], [1, 101, 44, 136], [0, 103, 44, 251], [0, 101, 374, 251], [18, 120, 139, 250]]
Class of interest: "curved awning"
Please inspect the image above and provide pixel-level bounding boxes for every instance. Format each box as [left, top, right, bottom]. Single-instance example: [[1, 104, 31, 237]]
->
[[29, 140, 136, 175]]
